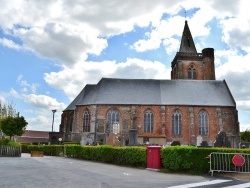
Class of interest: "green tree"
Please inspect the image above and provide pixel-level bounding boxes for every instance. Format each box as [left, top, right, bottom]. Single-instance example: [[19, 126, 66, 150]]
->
[[240, 129, 250, 142], [0, 116, 28, 139]]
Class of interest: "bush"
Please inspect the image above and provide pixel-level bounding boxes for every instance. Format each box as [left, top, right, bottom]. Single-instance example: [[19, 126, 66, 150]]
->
[[161, 146, 250, 175], [21, 143, 31, 153], [0, 138, 20, 146], [28, 145, 64, 156], [27, 144, 147, 168]]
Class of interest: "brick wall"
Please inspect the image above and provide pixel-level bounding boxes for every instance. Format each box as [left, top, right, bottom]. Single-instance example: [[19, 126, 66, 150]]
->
[[61, 104, 239, 146]]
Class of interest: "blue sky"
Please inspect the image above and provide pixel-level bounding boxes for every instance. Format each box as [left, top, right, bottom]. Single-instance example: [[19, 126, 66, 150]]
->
[[0, 0, 249, 132]]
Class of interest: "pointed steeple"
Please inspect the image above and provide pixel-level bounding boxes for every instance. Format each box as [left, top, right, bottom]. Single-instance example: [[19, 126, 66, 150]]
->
[[179, 20, 197, 53]]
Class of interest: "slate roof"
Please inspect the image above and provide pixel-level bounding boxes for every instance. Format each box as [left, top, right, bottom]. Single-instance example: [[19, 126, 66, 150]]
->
[[64, 78, 236, 111], [64, 84, 96, 111], [179, 20, 197, 53]]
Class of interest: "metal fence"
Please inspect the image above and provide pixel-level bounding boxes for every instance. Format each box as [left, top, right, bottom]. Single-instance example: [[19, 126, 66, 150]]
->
[[209, 152, 250, 176], [0, 145, 21, 157]]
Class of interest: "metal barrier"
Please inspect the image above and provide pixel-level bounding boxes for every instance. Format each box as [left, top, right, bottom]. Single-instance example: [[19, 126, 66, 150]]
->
[[0, 145, 21, 157], [209, 152, 250, 176]]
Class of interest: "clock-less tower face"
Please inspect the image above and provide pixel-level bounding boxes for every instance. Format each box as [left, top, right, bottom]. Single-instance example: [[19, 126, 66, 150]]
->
[[171, 21, 215, 81]]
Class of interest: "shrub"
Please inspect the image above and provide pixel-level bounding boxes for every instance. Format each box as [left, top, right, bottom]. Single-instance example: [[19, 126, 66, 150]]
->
[[0, 138, 20, 146], [161, 146, 250, 175]]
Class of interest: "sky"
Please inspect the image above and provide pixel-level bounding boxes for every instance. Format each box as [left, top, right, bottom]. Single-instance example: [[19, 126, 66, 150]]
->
[[0, 0, 250, 132]]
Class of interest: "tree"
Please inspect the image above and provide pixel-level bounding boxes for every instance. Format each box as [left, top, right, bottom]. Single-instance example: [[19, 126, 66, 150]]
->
[[0, 116, 28, 139], [240, 129, 250, 142]]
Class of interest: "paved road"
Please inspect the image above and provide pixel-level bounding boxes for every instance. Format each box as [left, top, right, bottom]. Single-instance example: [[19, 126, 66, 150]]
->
[[0, 153, 249, 188]]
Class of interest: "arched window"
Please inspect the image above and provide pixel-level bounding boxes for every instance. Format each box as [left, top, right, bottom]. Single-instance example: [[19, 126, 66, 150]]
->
[[188, 64, 197, 79], [107, 109, 120, 134], [144, 110, 154, 133], [172, 110, 182, 135], [83, 109, 91, 132], [199, 110, 208, 135]]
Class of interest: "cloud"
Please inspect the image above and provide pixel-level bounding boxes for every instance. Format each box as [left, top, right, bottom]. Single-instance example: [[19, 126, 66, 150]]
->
[[23, 94, 66, 110], [44, 58, 170, 100], [216, 50, 250, 114], [17, 75, 39, 94], [0, 38, 22, 50], [217, 0, 250, 51], [26, 115, 61, 131]]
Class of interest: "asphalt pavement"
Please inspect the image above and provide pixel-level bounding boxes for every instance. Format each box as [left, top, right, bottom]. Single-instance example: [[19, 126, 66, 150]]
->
[[0, 153, 248, 188]]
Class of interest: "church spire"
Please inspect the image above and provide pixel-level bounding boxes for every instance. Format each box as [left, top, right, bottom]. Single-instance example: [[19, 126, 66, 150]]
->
[[179, 20, 197, 53]]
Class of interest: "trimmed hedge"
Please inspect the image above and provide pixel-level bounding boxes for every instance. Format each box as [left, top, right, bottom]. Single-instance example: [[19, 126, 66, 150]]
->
[[28, 145, 64, 156], [161, 146, 250, 174], [28, 145, 147, 168]]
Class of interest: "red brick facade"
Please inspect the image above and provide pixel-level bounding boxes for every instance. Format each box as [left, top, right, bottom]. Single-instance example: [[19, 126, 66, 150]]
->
[[60, 104, 239, 147]]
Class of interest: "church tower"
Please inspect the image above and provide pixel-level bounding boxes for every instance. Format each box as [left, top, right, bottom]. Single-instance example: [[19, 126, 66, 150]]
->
[[171, 21, 215, 80]]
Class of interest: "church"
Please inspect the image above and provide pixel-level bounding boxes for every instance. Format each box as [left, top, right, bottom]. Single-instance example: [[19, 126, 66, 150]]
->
[[60, 21, 240, 147]]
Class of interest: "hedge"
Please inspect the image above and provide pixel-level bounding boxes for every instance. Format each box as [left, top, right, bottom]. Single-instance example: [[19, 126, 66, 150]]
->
[[161, 146, 250, 174], [27, 145, 147, 168]]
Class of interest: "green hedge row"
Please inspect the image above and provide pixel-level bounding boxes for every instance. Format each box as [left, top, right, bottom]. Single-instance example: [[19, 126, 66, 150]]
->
[[27, 145, 147, 167], [28, 145, 64, 156], [161, 146, 250, 174], [26, 144, 250, 175]]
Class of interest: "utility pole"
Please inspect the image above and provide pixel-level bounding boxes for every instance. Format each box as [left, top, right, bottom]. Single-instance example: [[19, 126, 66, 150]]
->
[[52, 109, 57, 132]]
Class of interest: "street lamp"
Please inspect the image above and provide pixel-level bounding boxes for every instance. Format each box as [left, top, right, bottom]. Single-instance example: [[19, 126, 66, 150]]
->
[[52, 109, 57, 132]]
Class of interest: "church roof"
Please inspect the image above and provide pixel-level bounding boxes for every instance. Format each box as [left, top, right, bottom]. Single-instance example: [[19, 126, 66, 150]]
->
[[64, 78, 236, 110], [64, 84, 96, 111], [179, 20, 197, 53]]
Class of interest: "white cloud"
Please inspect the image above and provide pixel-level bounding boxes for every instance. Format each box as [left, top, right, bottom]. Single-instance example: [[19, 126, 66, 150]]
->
[[44, 58, 170, 100], [240, 124, 250, 132], [216, 51, 250, 117], [26, 115, 61, 132], [17, 75, 39, 94], [216, 0, 250, 51], [23, 94, 66, 110], [0, 38, 22, 50], [0, 96, 7, 104]]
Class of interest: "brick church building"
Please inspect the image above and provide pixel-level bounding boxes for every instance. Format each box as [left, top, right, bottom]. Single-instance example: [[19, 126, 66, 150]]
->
[[60, 21, 240, 147]]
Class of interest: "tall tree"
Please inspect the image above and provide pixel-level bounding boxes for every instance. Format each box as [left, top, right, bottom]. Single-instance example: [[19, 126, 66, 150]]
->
[[0, 116, 28, 139], [240, 129, 250, 142]]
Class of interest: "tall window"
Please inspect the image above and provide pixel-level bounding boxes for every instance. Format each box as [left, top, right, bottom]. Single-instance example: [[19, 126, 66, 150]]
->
[[144, 110, 154, 133], [69, 117, 73, 132], [199, 110, 208, 135], [188, 65, 197, 79], [107, 109, 120, 133], [83, 109, 91, 132], [69, 112, 73, 132], [172, 110, 182, 135]]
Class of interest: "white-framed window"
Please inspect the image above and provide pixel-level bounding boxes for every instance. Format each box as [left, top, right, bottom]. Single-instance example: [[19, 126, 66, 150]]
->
[[83, 109, 91, 132], [144, 110, 154, 133], [107, 109, 120, 133], [199, 110, 208, 135]]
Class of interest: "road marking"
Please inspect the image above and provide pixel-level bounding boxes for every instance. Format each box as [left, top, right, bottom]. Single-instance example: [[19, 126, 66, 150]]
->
[[167, 179, 232, 188], [123, 173, 132, 176], [224, 182, 250, 188]]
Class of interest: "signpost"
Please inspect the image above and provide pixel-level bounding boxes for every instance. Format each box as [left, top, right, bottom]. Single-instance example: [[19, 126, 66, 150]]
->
[[232, 154, 245, 167]]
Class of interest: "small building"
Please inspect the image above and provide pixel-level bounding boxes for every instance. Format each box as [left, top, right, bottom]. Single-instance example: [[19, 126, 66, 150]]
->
[[16, 130, 50, 144]]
